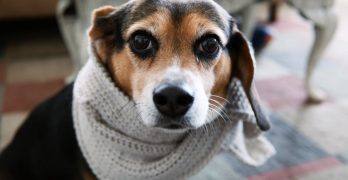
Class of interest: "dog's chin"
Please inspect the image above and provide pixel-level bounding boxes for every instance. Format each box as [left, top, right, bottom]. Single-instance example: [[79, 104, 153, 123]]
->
[[139, 111, 210, 131], [156, 122, 190, 131], [149, 116, 196, 131], [137, 102, 223, 131], [136, 96, 212, 131]]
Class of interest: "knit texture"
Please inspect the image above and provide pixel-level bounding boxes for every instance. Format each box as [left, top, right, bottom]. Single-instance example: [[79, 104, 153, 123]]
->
[[73, 57, 275, 180]]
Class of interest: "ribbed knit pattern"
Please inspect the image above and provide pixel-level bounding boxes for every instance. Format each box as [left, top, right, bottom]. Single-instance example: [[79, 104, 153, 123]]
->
[[72, 57, 274, 180]]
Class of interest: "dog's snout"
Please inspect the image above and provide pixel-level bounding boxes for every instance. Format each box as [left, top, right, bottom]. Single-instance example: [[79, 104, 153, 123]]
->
[[153, 84, 194, 118]]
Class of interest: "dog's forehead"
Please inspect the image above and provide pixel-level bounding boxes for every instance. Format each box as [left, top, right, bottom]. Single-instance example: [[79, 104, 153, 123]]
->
[[125, 0, 232, 34]]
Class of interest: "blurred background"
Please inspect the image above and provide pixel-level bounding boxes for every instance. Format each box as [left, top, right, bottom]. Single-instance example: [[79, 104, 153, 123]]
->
[[0, 0, 347, 179]]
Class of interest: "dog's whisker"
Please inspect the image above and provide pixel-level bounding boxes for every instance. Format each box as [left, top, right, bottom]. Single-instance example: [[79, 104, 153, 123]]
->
[[204, 124, 209, 135], [208, 105, 232, 124], [208, 107, 227, 124], [209, 100, 226, 113], [210, 95, 231, 104], [208, 103, 225, 115], [206, 111, 218, 135], [209, 102, 230, 119], [209, 98, 226, 108], [209, 98, 228, 109]]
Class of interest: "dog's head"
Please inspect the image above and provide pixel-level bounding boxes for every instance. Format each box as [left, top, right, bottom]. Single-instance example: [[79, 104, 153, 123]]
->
[[88, 0, 270, 131]]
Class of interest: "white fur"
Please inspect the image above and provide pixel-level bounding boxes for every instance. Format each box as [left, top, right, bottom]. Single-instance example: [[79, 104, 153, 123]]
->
[[135, 64, 211, 128]]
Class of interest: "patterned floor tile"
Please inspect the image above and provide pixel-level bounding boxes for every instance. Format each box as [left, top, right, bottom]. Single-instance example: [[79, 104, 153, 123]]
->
[[3, 80, 65, 113], [0, 112, 28, 150], [255, 57, 291, 81], [256, 76, 307, 110], [298, 165, 348, 180], [191, 153, 244, 180], [336, 154, 348, 164], [0, 62, 5, 83], [4, 39, 67, 59], [0, 86, 3, 118], [2, 19, 67, 59], [222, 114, 328, 177], [262, 19, 312, 78], [248, 157, 341, 180], [311, 60, 348, 100], [6, 55, 72, 83], [0, 43, 4, 58], [279, 101, 348, 154]]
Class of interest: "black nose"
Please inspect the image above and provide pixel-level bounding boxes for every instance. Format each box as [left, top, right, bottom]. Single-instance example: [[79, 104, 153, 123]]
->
[[153, 84, 194, 118]]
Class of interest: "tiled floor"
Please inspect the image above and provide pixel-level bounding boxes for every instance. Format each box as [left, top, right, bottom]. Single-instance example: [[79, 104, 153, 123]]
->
[[0, 18, 72, 148], [1, 1, 348, 179]]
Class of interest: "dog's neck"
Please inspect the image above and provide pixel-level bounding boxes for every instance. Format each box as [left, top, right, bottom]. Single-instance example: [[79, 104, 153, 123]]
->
[[72, 57, 271, 180], [74, 57, 188, 145]]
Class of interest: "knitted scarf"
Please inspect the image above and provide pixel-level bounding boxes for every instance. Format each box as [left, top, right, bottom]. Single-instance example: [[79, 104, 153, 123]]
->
[[73, 57, 275, 180]]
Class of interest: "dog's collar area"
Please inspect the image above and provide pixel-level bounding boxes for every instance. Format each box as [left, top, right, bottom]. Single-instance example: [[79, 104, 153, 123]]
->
[[72, 57, 267, 180]]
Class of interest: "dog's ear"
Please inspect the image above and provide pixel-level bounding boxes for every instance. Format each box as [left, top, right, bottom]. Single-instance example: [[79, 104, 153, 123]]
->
[[89, 6, 116, 41], [227, 28, 271, 131], [88, 6, 126, 63]]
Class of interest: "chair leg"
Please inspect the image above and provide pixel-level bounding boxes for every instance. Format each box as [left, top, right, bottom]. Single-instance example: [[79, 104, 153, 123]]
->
[[56, 0, 81, 83], [268, 0, 280, 23], [239, 4, 258, 39], [305, 11, 337, 102]]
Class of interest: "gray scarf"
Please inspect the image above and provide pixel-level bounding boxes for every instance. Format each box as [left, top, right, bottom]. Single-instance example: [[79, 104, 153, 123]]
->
[[72, 57, 275, 180]]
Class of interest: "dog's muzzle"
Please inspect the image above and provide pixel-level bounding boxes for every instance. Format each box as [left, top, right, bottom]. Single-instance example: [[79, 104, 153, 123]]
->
[[153, 83, 194, 129]]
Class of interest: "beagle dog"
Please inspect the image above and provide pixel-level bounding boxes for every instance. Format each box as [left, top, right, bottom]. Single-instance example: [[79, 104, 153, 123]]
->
[[0, 0, 269, 179]]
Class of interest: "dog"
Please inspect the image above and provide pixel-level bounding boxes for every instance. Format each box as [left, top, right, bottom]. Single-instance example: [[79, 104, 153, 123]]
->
[[0, 0, 270, 179]]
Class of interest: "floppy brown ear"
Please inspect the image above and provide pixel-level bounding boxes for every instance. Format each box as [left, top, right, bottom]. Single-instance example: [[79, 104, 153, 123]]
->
[[227, 30, 271, 131], [88, 6, 126, 63], [89, 6, 116, 41]]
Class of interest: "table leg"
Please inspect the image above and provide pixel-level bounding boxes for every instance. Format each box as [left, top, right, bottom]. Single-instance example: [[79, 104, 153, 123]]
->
[[305, 11, 337, 102]]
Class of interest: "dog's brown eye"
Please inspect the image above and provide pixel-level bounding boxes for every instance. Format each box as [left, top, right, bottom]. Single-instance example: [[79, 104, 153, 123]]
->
[[200, 38, 219, 54], [193, 35, 221, 61], [133, 34, 152, 50], [129, 31, 158, 59]]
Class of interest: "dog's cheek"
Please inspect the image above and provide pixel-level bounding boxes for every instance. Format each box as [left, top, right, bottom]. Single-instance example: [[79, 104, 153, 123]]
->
[[131, 69, 157, 101], [191, 75, 210, 127], [210, 53, 232, 104], [200, 69, 215, 95], [131, 72, 145, 100], [110, 52, 135, 97], [191, 64, 215, 99]]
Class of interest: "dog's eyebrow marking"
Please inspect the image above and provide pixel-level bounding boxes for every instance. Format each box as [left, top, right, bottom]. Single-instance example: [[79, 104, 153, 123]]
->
[[126, 0, 230, 34], [123, 0, 160, 31], [94, 0, 235, 55], [169, 2, 226, 30]]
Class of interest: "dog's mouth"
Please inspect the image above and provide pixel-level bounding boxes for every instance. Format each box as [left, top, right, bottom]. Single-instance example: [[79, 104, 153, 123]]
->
[[136, 71, 210, 131], [153, 118, 193, 130], [162, 123, 184, 130]]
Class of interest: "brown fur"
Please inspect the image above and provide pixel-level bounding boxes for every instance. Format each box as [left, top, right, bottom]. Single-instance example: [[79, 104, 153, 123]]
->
[[81, 169, 96, 180], [88, 1, 270, 131], [89, 6, 116, 41], [90, 7, 232, 107], [0, 2, 269, 180]]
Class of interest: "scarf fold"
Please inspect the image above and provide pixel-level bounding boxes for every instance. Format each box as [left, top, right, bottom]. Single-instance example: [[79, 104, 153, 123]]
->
[[73, 57, 275, 180]]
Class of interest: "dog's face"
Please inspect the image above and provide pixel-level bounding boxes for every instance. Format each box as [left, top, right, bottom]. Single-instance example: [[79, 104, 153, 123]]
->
[[89, 0, 270, 131]]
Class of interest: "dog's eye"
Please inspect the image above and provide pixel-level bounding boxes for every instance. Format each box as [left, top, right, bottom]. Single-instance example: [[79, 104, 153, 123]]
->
[[194, 35, 221, 61], [129, 31, 158, 59], [132, 34, 152, 51], [200, 38, 219, 54]]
